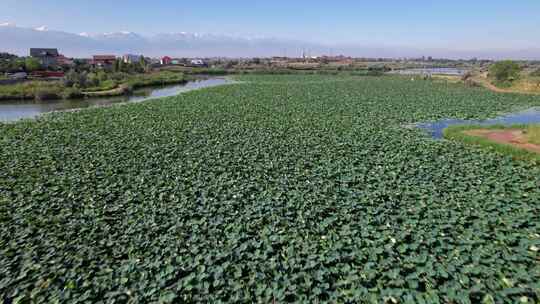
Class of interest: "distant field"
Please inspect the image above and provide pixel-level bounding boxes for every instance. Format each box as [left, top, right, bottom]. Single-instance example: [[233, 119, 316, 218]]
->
[[1, 75, 539, 303]]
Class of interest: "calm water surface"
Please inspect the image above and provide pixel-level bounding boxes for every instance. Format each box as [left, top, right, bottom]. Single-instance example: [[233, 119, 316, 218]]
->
[[0, 77, 232, 122], [416, 107, 540, 139], [390, 68, 469, 76]]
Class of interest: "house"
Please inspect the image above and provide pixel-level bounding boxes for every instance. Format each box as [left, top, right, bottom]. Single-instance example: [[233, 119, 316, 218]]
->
[[92, 55, 117, 67], [122, 54, 142, 64], [161, 56, 172, 65], [56, 54, 74, 66], [8, 72, 28, 80], [190, 59, 207, 67], [30, 48, 59, 67]]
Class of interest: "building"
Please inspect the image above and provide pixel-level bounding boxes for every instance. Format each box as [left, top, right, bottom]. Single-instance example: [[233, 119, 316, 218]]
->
[[92, 55, 117, 67], [8, 72, 28, 80], [122, 54, 142, 64], [190, 59, 207, 67], [30, 48, 59, 67], [161, 56, 172, 65], [56, 54, 74, 66], [150, 58, 161, 65]]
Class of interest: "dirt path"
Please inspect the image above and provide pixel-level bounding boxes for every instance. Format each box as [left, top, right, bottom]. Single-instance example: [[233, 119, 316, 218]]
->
[[470, 75, 540, 95], [471, 77, 512, 93], [464, 129, 540, 154]]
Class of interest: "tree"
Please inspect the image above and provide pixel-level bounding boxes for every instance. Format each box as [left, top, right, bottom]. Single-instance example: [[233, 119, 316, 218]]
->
[[118, 59, 124, 72], [0, 54, 21, 73], [63, 70, 87, 88], [489, 60, 521, 83], [113, 59, 120, 73], [24, 57, 42, 72], [0, 52, 18, 60], [139, 56, 147, 70]]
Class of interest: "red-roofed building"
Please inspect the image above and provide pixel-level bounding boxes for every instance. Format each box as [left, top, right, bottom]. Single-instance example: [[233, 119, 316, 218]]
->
[[92, 55, 116, 67], [160, 56, 172, 65], [56, 54, 74, 66]]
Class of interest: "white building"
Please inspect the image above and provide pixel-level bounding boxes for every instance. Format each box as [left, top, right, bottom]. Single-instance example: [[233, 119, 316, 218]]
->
[[123, 54, 142, 64], [190, 59, 206, 66]]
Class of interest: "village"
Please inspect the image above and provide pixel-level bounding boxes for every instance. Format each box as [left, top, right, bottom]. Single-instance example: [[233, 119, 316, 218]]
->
[[0, 48, 209, 81], [2, 46, 495, 82]]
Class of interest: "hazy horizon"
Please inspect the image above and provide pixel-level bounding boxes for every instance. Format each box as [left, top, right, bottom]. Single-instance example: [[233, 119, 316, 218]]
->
[[2, 0, 540, 59]]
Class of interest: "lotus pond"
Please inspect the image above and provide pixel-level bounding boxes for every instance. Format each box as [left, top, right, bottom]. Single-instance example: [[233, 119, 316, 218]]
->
[[0, 75, 539, 303]]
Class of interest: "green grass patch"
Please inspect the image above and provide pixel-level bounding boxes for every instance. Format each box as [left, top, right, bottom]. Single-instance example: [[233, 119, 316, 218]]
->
[[0, 81, 65, 100], [443, 124, 540, 162], [84, 79, 118, 92], [125, 71, 188, 90], [526, 124, 540, 144]]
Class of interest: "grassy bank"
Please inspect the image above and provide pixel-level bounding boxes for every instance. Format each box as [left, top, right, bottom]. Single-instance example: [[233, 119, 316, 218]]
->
[[1, 75, 540, 302], [527, 124, 540, 144], [125, 71, 189, 90], [83, 72, 189, 98], [0, 71, 189, 101], [443, 124, 540, 162], [0, 81, 84, 101], [467, 71, 540, 95]]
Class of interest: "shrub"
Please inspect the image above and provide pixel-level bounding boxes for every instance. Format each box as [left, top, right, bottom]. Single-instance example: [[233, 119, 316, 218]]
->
[[60, 87, 83, 99], [24, 57, 42, 72], [64, 70, 88, 88], [489, 60, 521, 83], [530, 68, 540, 77], [33, 86, 60, 101], [366, 69, 384, 76]]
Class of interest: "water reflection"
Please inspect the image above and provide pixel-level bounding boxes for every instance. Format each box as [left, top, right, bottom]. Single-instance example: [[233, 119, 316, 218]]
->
[[390, 68, 469, 76]]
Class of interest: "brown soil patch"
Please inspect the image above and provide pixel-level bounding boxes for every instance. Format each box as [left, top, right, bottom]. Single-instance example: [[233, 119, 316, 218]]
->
[[464, 129, 540, 154]]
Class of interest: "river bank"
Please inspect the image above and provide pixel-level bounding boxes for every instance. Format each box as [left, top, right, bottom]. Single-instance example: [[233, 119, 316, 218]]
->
[[0, 71, 190, 101], [0, 77, 233, 122]]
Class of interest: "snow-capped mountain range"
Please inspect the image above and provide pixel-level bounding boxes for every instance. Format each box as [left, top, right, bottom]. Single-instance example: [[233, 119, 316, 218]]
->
[[0, 23, 324, 58], [1, 23, 539, 59]]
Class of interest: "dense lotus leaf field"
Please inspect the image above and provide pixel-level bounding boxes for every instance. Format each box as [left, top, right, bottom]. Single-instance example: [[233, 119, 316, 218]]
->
[[1, 75, 539, 303]]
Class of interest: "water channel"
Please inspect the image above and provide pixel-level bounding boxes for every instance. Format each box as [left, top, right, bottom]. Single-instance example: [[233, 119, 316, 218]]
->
[[415, 107, 540, 139], [0, 77, 233, 122]]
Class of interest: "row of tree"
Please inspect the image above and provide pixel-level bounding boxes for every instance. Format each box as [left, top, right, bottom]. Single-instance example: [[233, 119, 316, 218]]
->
[[1, 52, 152, 75], [0, 53, 42, 73], [112, 58, 151, 74]]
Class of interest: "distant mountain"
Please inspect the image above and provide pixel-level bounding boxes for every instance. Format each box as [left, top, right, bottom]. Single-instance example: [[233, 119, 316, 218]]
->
[[0, 24, 320, 58], [0, 25, 106, 57], [1, 24, 539, 59]]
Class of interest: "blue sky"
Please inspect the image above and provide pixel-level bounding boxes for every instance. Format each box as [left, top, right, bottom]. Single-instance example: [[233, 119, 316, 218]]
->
[[2, 0, 540, 49]]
